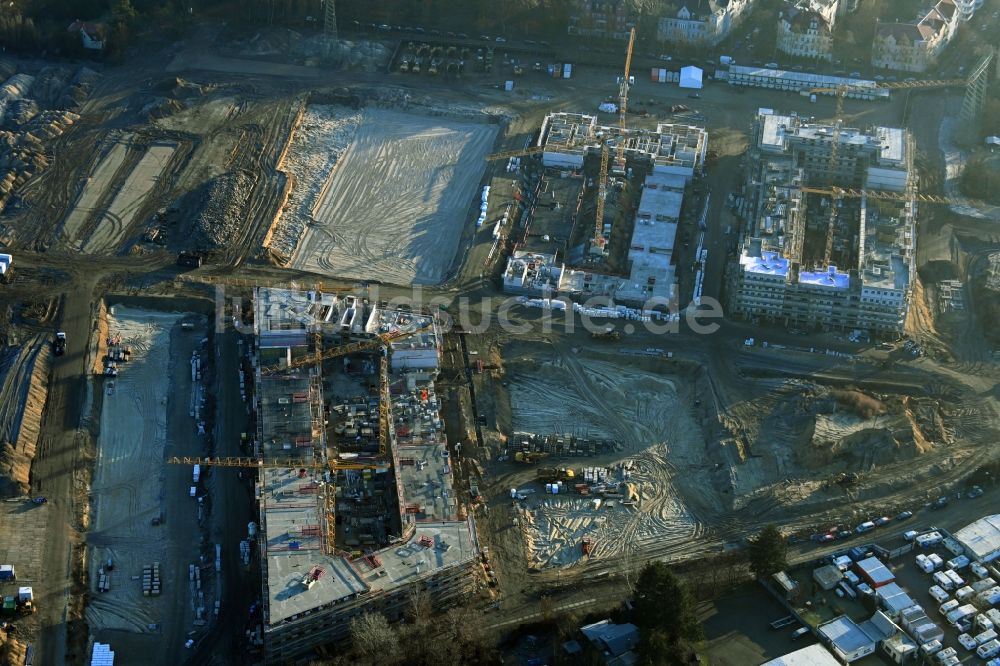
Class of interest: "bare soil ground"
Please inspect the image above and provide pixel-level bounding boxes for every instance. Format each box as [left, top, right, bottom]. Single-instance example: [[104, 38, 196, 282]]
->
[[285, 108, 497, 285], [86, 306, 208, 666], [82, 144, 178, 254], [60, 137, 131, 246], [0, 334, 51, 496], [492, 342, 705, 569], [0, 499, 51, 637]]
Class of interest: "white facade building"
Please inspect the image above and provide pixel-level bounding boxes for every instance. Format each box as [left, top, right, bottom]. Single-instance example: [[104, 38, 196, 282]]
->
[[871, 0, 959, 73], [657, 0, 755, 46], [777, 5, 834, 61]]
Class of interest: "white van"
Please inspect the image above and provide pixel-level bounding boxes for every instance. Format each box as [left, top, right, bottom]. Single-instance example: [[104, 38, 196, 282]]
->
[[978, 640, 1000, 659], [940, 599, 960, 615], [956, 585, 976, 602], [978, 614, 996, 633], [937, 647, 958, 662], [929, 585, 950, 603], [935, 571, 955, 591], [973, 578, 997, 593], [977, 629, 999, 646], [921, 640, 942, 657]]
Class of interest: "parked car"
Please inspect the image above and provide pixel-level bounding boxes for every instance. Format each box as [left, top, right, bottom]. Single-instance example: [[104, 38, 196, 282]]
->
[[897, 510, 913, 520], [875, 516, 892, 527], [688, 93, 701, 99], [968, 485, 985, 499], [32, 496, 47, 504]]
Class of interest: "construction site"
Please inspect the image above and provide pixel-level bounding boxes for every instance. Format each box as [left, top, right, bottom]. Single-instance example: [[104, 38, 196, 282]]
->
[[0, 5, 1000, 665], [242, 287, 480, 661]]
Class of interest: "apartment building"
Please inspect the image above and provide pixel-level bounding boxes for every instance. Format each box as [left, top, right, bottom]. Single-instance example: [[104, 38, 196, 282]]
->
[[730, 111, 916, 334], [657, 0, 755, 46], [777, 4, 834, 61], [250, 288, 480, 662], [871, 0, 959, 72], [501, 113, 708, 309], [567, 0, 637, 40]]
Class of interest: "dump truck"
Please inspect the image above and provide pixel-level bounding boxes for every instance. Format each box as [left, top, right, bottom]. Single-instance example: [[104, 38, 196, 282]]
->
[[53, 331, 66, 356], [581, 537, 592, 556], [537, 467, 575, 483], [469, 482, 482, 503], [514, 451, 547, 464]]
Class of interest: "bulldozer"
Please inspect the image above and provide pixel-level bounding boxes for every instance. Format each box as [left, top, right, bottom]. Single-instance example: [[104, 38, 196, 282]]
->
[[591, 325, 621, 341], [514, 451, 547, 464], [536, 467, 575, 483]]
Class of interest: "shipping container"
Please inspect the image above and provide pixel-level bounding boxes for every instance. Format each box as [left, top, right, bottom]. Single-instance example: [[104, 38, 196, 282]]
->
[[0, 565, 14, 581], [563, 63, 572, 79], [658, 68, 666, 84]]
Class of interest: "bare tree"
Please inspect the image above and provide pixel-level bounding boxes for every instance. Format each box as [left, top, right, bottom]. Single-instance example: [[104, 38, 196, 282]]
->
[[406, 586, 432, 628], [350, 612, 399, 663]]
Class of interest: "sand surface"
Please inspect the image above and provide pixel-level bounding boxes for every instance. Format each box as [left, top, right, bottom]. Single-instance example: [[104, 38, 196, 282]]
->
[[286, 108, 496, 284]]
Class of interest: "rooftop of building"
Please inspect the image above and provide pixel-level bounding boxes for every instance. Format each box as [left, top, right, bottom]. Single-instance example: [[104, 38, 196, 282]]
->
[[539, 112, 707, 172], [954, 514, 1000, 562], [761, 644, 841, 666], [503, 251, 563, 292], [265, 518, 476, 626], [740, 251, 791, 277], [730, 66, 889, 98], [799, 266, 851, 289]]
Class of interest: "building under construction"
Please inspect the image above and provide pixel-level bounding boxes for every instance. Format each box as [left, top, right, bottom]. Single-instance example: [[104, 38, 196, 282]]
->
[[501, 112, 708, 307], [250, 288, 479, 661], [730, 110, 916, 333]]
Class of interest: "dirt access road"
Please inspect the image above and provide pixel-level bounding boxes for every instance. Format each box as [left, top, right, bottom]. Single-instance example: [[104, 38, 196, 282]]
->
[[31, 272, 99, 664]]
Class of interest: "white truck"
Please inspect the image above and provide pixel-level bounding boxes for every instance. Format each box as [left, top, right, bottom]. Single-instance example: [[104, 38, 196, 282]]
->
[[193, 464, 201, 484]]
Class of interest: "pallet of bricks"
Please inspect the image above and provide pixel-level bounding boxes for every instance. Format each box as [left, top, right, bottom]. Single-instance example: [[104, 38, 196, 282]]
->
[[142, 562, 162, 597]]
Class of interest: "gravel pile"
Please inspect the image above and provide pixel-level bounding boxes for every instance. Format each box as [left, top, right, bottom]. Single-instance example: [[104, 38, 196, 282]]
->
[[141, 97, 185, 120], [0, 65, 95, 213], [187, 171, 256, 251], [4, 99, 38, 128], [30, 66, 71, 106], [267, 105, 361, 259]]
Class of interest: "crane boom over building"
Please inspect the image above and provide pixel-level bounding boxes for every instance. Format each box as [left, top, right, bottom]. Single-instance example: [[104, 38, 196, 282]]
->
[[260, 322, 432, 376], [166, 456, 376, 471], [484, 145, 546, 161], [617, 27, 635, 167]]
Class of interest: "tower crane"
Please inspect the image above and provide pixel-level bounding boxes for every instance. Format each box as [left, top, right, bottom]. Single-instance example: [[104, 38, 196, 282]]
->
[[260, 321, 432, 376], [805, 77, 969, 267], [593, 27, 636, 254], [484, 145, 546, 161], [798, 185, 976, 207], [616, 27, 635, 168], [168, 456, 375, 556]]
